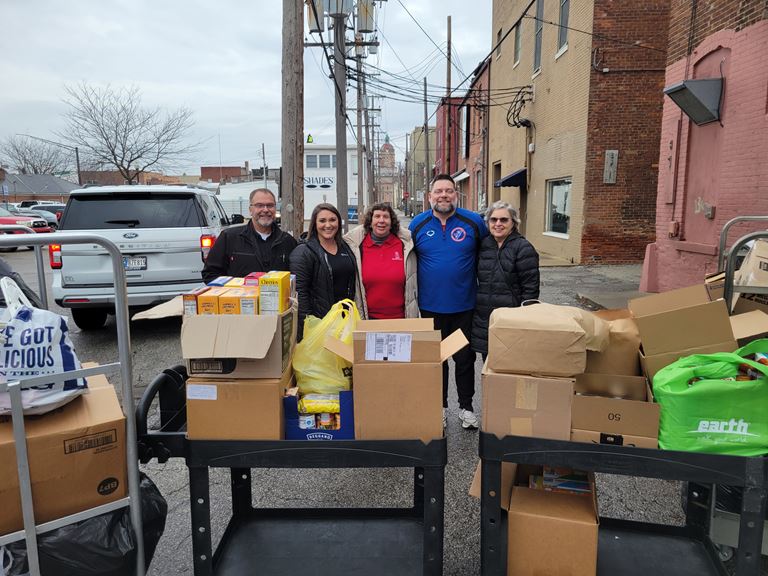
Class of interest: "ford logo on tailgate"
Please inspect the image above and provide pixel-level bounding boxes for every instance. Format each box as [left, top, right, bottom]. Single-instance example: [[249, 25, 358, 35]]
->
[[123, 232, 139, 239]]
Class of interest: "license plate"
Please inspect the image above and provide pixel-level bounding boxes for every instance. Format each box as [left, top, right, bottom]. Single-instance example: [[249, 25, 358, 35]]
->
[[123, 256, 147, 271]]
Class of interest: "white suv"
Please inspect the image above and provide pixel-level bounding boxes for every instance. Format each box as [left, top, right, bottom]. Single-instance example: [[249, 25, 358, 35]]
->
[[51, 185, 231, 329]]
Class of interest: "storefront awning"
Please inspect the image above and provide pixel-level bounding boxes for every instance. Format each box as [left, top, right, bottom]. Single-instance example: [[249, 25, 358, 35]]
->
[[452, 170, 470, 183], [495, 168, 527, 188]]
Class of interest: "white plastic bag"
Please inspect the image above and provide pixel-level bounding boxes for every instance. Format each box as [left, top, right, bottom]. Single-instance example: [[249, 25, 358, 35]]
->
[[0, 278, 87, 416]]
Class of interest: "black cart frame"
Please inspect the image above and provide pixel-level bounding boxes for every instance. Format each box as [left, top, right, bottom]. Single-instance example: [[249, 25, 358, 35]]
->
[[137, 367, 447, 576], [479, 432, 767, 576]]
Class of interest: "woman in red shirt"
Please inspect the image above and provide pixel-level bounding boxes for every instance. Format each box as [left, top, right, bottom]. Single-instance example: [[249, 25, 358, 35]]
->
[[345, 203, 418, 319]]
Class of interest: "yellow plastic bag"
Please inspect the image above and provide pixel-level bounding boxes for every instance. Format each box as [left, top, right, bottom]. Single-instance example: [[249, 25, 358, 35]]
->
[[292, 299, 360, 394]]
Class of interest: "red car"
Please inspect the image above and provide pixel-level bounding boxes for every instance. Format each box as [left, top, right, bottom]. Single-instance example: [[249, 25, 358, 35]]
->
[[0, 206, 53, 251]]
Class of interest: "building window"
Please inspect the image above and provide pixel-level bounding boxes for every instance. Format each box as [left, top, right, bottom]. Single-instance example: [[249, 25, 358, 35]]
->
[[477, 169, 486, 211], [533, 0, 544, 72], [546, 178, 571, 235], [332, 154, 337, 168], [513, 24, 521, 65], [495, 28, 502, 57], [558, 0, 569, 52], [319, 154, 331, 168], [306, 155, 318, 169], [352, 154, 358, 175], [492, 162, 501, 203]]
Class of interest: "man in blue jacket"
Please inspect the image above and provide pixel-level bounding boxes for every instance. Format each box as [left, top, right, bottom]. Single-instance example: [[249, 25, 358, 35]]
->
[[409, 174, 488, 429]]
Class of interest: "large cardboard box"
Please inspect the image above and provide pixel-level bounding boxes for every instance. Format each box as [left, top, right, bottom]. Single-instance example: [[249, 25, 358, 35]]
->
[[325, 318, 467, 442], [629, 286, 737, 381], [181, 305, 296, 379], [0, 374, 126, 536], [506, 466, 598, 576], [186, 368, 292, 440], [482, 364, 574, 440], [571, 374, 659, 449], [487, 304, 609, 377], [585, 310, 641, 376]]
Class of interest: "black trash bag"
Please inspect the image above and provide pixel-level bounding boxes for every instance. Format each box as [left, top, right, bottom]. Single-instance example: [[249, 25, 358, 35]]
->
[[0, 257, 43, 310], [2, 473, 167, 576]]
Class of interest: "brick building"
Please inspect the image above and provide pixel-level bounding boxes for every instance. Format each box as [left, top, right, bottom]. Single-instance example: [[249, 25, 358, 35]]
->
[[434, 96, 464, 181], [404, 126, 436, 214], [456, 58, 491, 212], [79, 170, 178, 186], [490, 0, 670, 263], [200, 162, 251, 184], [376, 135, 396, 205], [641, 1, 768, 291]]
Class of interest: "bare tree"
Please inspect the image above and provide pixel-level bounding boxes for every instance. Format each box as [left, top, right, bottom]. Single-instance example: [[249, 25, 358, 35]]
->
[[0, 135, 72, 175], [58, 82, 198, 183]]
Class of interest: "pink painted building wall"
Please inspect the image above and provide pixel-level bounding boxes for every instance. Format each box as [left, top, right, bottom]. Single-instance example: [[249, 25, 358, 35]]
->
[[641, 18, 768, 292]]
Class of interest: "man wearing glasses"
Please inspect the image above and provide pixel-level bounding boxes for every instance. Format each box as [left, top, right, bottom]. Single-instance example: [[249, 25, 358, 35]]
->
[[409, 174, 488, 430], [202, 188, 297, 282]]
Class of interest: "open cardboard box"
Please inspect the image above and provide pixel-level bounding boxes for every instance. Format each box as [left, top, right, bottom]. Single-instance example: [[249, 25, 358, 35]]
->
[[325, 318, 467, 442], [181, 305, 296, 379], [0, 370, 126, 536], [571, 373, 659, 449]]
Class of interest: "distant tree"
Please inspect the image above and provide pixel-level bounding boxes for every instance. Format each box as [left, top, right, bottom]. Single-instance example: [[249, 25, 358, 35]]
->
[[0, 135, 72, 176], [58, 82, 198, 184]]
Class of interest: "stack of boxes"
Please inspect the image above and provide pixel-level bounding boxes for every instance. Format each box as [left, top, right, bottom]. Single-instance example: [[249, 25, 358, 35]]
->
[[180, 272, 296, 440]]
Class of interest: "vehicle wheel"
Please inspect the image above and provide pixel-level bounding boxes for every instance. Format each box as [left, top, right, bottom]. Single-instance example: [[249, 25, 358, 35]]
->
[[72, 308, 109, 330], [717, 544, 735, 563]]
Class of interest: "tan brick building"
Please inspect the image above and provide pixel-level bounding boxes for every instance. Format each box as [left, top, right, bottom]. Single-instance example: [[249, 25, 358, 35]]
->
[[490, 0, 670, 263]]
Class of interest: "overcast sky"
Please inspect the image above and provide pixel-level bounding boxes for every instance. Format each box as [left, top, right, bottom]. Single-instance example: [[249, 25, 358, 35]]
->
[[0, 0, 492, 176]]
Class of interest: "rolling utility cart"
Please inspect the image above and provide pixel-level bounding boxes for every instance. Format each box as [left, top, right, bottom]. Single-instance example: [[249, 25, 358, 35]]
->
[[137, 367, 447, 576], [0, 231, 145, 576], [479, 432, 767, 576]]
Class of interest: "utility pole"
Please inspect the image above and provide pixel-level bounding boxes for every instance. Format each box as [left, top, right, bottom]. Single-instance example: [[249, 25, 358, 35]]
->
[[261, 142, 268, 188], [445, 15, 452, 175], [332, 12, 349, 232], [404, 133, 409, 216], [356, 49, 365, 220], [281, 0, 304, 236], [363, 82, 374, 207], [423, 77, 430, 203]]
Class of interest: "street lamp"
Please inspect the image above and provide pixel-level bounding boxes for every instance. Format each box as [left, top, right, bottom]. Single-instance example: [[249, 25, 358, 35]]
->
[[17, 134, 82, 186]]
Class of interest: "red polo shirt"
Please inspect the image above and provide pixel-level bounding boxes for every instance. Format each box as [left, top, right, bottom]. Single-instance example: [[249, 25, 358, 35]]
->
[[361, 233, 406, 319]]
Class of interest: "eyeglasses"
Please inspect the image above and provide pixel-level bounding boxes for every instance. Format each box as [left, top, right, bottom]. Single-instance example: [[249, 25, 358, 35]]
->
[[250, 203, 276, 210], [489, 217, 511, 224]]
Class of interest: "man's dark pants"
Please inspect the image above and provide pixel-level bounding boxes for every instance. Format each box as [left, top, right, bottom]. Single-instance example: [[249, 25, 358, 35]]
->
[[420, 309, 476, 411]]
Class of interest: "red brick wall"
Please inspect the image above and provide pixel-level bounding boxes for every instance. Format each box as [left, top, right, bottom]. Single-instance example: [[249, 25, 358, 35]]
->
[[460, 60, 491, 211], [667, 0, 768, 64], [434, 96, 464, 177], [641, 16, 768, 292], [200, 166, 245, 183], [581, 0, 671, 263]]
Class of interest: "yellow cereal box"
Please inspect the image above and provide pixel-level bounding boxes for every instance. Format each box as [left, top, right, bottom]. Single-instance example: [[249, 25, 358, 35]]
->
[[259, 271, 291, 315], [196, 287, 230, 315]]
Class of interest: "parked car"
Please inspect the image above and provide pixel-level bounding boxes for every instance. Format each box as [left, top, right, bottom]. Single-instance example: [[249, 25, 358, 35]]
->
[[28, 203, 67, 222], [51, 185, 232, 330], [18, 200, 58, 208], [0, 206, 53, 252], [7, 206, 59, 229]]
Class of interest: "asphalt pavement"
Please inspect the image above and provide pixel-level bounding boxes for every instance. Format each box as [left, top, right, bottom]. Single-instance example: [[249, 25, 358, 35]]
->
[[1, 243, 761, 575]]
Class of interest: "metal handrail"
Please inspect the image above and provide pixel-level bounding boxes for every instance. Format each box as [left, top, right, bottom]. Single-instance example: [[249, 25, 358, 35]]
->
[[723, 230, 768, 313], [0, 232, 144, 576], [0, 224, 49, 308], [717, 216, 768, 272]]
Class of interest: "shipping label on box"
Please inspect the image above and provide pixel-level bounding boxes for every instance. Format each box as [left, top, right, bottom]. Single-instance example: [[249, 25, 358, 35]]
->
[[364, 332, 413, 362]]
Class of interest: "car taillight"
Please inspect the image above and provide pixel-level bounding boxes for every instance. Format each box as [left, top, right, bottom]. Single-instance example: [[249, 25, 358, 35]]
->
[[200, 234, 216, 261], [49, 243, 62, 269], [55, 210, 63, 221]]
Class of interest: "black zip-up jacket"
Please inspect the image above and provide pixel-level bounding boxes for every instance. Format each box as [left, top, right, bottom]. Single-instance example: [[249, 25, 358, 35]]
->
[[201, 222, 297, 283], [471, 231, 540, 355], [289, 236, 357, 340]]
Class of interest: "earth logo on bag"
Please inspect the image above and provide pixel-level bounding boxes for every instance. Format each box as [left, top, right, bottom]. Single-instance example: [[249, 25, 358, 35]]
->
[[692, 418, 756, 439]]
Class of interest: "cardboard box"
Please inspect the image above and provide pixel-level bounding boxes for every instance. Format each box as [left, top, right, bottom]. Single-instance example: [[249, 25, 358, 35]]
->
[[487, 304, 609, 377], [585, 310, 641, 376], [284, 389, 355, 440], [640, 341, 737, 382], [186, 368, 291, 440], [259, 271, 291, 314], [735, 239, 768, 287], [705, 271, 768, 315], [207, 276, 233, 286], [572, 375, 659, 443], [730, 309, 768, 344], [482, 364, 574, 440], [183, 286, 210, 316], [574, 372, 647, 401], [325, 318, 467, 442], [196, 286, 230, 315], [225, 277, 246, 287], [182, 305, 296, 379], [506, 466, 598, 576], [244, 272, 266, 286], [0, 374, 126, 536], [219, 287, 259, 315], [570, 429, 658, 449]]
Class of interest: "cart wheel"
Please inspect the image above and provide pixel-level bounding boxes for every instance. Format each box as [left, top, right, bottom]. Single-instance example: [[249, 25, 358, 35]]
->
[[717, 544, 734, 563]]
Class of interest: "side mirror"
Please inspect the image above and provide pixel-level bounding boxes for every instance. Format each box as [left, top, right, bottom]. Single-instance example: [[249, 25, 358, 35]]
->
[[230, 214, 245, 225]]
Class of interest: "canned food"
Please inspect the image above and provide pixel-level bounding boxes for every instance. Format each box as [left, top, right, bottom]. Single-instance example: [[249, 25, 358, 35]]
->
[[298, 414, 316, 429], [318, 413, 334, 429]]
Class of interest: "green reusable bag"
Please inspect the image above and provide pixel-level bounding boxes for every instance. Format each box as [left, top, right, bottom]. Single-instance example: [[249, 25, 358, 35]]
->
[[653, 350, 768, 456]]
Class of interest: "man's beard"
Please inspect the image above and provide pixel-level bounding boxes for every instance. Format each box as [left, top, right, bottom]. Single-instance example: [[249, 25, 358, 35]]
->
[[430, 200, 456, 214], [255, 215, 274, 228]]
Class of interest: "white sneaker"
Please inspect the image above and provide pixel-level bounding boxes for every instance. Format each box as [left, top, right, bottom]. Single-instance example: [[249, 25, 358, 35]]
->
[[459, 409, 480, 430], [443, 408, 448, 429]]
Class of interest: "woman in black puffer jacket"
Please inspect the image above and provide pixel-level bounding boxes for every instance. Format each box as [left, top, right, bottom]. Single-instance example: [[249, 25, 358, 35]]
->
[[472, 201, 540, 356], [290, 203, 359, 341]]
